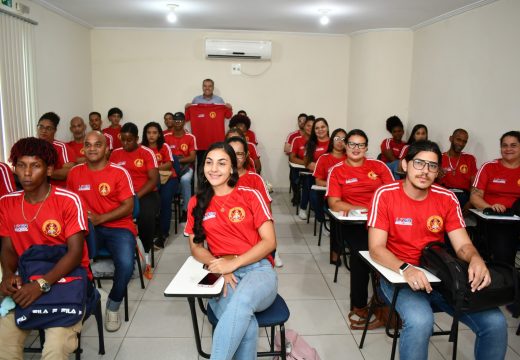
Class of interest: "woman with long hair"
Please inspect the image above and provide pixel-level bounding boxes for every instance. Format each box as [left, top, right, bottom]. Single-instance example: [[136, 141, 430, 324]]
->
[[142, 122, 178, 248], [185, 142, 277, 359], [327, 129, 394, 326], [396, 124, 428, 178]]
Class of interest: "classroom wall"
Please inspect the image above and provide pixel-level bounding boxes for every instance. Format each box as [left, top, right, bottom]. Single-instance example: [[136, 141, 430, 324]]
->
[[29, 0, 93, 141], [347, 30, 414, 158], [409, 0, 520, 166], [91, 29, 350, 187]]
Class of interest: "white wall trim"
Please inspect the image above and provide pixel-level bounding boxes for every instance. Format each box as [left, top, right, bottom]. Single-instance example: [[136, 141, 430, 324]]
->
[[349, 28, 411, 36], [31, 0, 93, 28]]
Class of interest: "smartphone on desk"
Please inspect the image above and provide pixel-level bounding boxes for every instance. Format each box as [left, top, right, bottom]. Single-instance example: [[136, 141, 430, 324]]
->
[[198, 272, 222, 287]]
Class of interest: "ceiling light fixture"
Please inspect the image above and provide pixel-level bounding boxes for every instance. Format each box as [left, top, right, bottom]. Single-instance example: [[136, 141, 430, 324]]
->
[[318, 9, 330, 26], [167, 4, 178, 23]]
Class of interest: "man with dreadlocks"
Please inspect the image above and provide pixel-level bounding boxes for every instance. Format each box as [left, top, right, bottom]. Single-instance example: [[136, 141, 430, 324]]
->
[[0, 137, 90, 360]]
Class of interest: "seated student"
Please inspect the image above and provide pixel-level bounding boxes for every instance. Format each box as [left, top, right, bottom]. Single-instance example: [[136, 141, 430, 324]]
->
[[68, 116, 87, 164], [229, 114, 262, 174], [470, 130, 520, 265], [37, 112, 76, 188], [110, 123, 159, 277], [89, 111, 114, 150], [225, 127, 257, 173], [284, 113, 307, 155], [289, 116, 314, 206], [184, 142, 277, 359], [142, 122, 177, 248], [164, 112, 197, 223], [368, 140, 507, 360], [380, 115, 406, 175], [395, 124, 428, 178], [102, 107, 124, 149], [236, 110, 258, 145], [0, 161, 16, 196], [297, 117, 330, 220], [163, 112, 175, 137], [0, 137, 91, 359], [438, 128, 477, 209], [67, 131, 136, 332], [327, 130, 394, 320]]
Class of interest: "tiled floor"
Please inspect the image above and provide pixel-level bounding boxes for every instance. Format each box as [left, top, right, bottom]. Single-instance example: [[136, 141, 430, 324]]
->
[[24, 191, 520, 359]]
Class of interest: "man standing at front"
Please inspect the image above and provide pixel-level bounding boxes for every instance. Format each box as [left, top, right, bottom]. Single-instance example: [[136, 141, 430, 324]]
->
[[67, 131, 136, 332], [368, 140, 506, 360]]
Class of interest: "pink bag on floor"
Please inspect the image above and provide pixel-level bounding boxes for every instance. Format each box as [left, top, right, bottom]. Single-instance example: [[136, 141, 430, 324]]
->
[[274, 329, 321, 360]]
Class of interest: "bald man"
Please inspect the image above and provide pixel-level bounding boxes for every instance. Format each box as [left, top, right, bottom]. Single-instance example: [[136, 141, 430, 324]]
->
[[67, 131, 137, 332], [68, 116, 87, 163]]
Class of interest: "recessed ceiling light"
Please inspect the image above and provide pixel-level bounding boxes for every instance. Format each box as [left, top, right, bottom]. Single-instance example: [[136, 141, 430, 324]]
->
[[167, 4, 178, 23], [318, 9, 330, 26]]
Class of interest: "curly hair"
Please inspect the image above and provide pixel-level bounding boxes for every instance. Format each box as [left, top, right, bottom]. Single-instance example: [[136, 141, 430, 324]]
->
[[385, 115, 403, 133], [229, 114, 251, 130], [9, 137, 58, 166]]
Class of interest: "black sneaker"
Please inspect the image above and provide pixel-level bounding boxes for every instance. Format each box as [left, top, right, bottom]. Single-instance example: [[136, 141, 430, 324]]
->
[[153, 237, 165, 250]]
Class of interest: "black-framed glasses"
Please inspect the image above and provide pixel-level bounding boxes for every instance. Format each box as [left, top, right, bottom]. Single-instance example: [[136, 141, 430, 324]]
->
[[346, 142, 367, 149], [333, 136, 346, 142], [412, 159, 439, 173], [37, 124, 56, 132]]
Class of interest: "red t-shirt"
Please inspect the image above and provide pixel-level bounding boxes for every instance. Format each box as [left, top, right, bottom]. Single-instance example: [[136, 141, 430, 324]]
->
[[0, 162, 16, 197], [103, 133, 114, 151], [245, 130, 257, 145], [286, 130, 301, 145], [110, 145, 158, 193], [367, 183, 465, 265], [68, 140, 85, 160], [163, 129, 173, 137], [245, 158, 256, 173], [185, 104, 232, 150], [439, 152, 477, 191], [326, 159, 395, 208], [164, 132, 197, 157], [291, 136, 307, 160], [103, 126, 122, 149], [51, 140, 76, 188], [150, 144, 176, 178], [311, 140, 330, 162], [380, 138, 406, 163], [248, 143, 260, 161], [473, 160, 520, 208], [67, 163, 137, 235], [313, 153, 347, 181], [0, 187, 91, 278], [237, 172, 272, 205], [398, 145, 410, 160], [185, 186, 274, 265]]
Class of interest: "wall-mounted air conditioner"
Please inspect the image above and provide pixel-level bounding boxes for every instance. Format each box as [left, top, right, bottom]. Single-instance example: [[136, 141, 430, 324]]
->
[[205, 39, 272, 60]]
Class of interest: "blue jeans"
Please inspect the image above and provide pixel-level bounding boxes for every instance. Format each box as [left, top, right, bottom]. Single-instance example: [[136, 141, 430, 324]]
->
[[93, 226, 135, 308], [299, 174, 314, 211], [159, 177, 179, 237], [379, 278, 507, 360], [209, 259, 278, 360], [386, 160, 402, 179], [180, 168, 193, 212]]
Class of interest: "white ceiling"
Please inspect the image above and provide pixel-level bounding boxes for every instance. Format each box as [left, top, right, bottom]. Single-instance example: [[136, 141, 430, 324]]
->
[[34, 0, 495, 34]]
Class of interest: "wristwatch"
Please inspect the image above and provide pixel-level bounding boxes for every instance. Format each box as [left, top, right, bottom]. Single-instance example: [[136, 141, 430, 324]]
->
[[399, 262, 411, 276], [35, 278, 51, 293]]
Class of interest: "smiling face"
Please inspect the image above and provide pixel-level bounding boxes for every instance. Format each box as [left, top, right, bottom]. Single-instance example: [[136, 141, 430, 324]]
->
[[314, 120, 329, 140], [500, 135, 520, 163], [204, 148, 232, 188], [303, 120, 314, 137], [332, 131, 347, 152], [402, 151, 439, 190], [345, 134, 368, 163], [84, 132, 108, 164], [297, 116, 306, 130], [202, 80, 214, 98], [228, 140, 247, 171], [15, 156, 52, 193]]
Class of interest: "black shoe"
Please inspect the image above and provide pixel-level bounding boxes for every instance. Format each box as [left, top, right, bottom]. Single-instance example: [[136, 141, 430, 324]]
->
[[180, 211, 187, 223], [154, 237, 165, 250]]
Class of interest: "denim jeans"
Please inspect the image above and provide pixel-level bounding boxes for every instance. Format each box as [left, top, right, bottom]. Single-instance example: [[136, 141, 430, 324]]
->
[[93, 226, 135, 309], [299, 174, 314, 211], [379, 278, 507, 360], [209, 259, 278, 360], [386, 160, 402, 180], [179, 168, 193, 212], [159, 177, 179, 237]]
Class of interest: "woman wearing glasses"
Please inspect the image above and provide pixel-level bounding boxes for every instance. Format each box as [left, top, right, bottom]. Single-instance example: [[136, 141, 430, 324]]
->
[[470, 130, 520, 266], [327, 129, 394, 327]]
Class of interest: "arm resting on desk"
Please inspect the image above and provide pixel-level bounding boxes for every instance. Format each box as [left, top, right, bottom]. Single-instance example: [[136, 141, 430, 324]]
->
[[470, 187, 507, 213], [328, 196, 367, 213]]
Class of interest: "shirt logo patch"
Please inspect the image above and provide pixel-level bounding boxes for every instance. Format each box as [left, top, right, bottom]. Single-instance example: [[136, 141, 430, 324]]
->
[[42, 220, 62, 237], [209, 111, 217, 119], [99, 183, 111, 196], [345, 178, 358, 184], [14, 224, 29, 232], [229, 207, 246, 223], [395, 218, 413, 226], [78, 184, 91, 191], [459, 164, 468, 174], [203, 212, 216, 221], [492, 178, 506, 184], [155, 153, 162, 162], [180, 143, 188, 152], [426, 215, 443, 233], [134, 158, 144, 167], [197, 114, 204, 118], [367, 171, 378, 180]]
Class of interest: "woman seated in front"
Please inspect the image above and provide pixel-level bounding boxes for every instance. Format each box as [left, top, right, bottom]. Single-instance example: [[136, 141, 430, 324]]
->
[[184, 142, 278, 359]]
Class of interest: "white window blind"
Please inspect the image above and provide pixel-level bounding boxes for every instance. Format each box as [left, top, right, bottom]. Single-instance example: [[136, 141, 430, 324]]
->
[[0, 10, 37, 163]]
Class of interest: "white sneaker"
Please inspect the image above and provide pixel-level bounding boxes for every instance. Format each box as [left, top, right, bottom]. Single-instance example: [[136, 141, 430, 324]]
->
[[298, 208, 307, 220], [274, 252, 283, 267], [105, 309, 121, 332]]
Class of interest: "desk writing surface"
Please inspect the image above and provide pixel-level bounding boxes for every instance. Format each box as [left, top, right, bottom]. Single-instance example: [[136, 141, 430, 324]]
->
[[329, 210, 367, 222], [469, 209, 520, 221], [359, 251, 441, 284], [311, 185, 326, 191], [288, 162, 306, 169], [164, 256, 224, 297]]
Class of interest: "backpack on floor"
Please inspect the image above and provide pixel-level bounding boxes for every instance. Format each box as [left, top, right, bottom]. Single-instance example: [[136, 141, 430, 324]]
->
[[274, 329, 321, 360]]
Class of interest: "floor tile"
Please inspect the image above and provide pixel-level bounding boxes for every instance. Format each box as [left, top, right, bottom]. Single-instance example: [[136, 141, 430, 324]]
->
[[274, 254, 320, 274], [277, 274, 333, 300], [284, 299, 349, 335]]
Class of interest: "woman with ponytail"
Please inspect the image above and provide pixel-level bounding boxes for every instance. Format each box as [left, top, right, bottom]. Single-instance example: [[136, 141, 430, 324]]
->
[[184, 142, 278, 359]]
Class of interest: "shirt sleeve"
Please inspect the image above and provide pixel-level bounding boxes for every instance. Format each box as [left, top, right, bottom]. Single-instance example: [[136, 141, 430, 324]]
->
[[313, 156, 325, 180], [473, 163, 490, 190], [378, 161, 396, 183], [468, 155, 477, 178], [444, 195, 466, 232], [184, 196, 197, 235], [290, 138, 300, 155], [145, 149, 158, 170], [65, 143, 76, 163], [188, 135, 197, 152], [248, 190, 273, 229], [325, 167, 341, 198], [381, 139, 390, 152], [115, 168, 135, 202], [249, 144, 259, 160], [0, 197, 10, 237], [367, 187, 390, 231], [63, 193, 88, 239]]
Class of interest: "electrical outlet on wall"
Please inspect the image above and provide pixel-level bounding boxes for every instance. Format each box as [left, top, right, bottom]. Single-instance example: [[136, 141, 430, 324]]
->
[[231, 63, 241, 75]]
